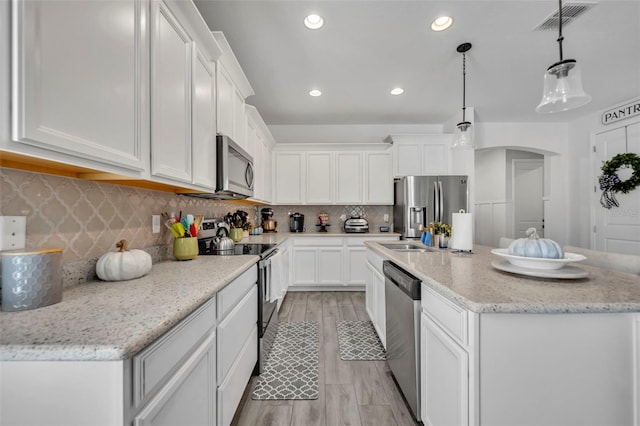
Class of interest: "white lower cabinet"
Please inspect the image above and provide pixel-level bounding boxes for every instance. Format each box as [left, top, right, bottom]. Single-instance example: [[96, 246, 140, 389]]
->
[[419, 282, 637, 426], [364, 247, 388, 347], [420, 313, 468, 426], [134, 332, 216, 426], [216, 266, 258, 426], [291, 236, 398, 289]]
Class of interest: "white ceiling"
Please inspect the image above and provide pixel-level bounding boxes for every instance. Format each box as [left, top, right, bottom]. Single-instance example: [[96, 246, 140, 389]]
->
[[193, 0, 640, 126]]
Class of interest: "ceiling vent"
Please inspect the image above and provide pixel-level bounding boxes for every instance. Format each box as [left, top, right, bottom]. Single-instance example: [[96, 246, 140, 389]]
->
[[533, 2, 597, 31]]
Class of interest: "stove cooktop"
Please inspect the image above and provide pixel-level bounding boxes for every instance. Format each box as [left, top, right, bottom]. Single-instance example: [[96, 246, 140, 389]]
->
[[198, 239, 277, 257]]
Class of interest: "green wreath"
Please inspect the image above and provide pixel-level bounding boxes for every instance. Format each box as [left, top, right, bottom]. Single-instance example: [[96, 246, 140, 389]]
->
[[601, 153, 640, 193], [599, 152, 640, 209]]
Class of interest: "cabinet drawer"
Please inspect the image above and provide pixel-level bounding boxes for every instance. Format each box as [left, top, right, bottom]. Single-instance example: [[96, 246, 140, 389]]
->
[[133, 297, 216, 407], [217, 265, 257, 320], [421, 284, 468, 346], [217, 286, 258, 382], [217, 326, 258, 426], [366, 249, 385, 274], [292, 237, 344, 247]]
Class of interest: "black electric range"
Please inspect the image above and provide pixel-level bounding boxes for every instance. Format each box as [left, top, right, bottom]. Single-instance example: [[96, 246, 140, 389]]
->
[[198, 239, 277, 257]]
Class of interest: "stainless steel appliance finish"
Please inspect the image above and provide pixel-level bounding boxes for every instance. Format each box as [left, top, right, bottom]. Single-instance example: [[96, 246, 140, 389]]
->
[[394, 175, 468, 239], [289, 212, 305, 232], [180, 135, 254, 200], [344, 216, 369, 233], [384, 260, 422, 421]]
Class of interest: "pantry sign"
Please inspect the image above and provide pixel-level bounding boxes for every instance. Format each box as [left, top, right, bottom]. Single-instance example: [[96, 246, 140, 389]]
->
[[602, 99, 640, 125]]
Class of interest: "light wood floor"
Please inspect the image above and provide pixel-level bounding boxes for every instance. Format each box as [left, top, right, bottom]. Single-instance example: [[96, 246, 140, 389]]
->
[[231, 291, 418, 426]]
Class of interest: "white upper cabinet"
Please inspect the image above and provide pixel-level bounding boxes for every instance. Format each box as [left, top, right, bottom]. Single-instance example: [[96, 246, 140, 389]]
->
[[365, 151, 393, 204], [336, 152, 363, 204], [8, 0, 149, 174], [273, 147, 393, 205], [212, 32, 254, 151], [246, 104, 275, 203], [191, 49, 216, 189], [150, 1, 192, 183], [391, 134, 453, 176], [306, 152, 334, 204], [274, 152, 305, 204]]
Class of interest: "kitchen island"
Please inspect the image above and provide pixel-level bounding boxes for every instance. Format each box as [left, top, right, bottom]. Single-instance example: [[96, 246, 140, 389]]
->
[[365, 241, 640, 426]]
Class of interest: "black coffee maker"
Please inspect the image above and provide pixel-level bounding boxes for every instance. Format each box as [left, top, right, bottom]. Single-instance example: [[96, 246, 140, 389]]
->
[[289, 212, 305, 232]]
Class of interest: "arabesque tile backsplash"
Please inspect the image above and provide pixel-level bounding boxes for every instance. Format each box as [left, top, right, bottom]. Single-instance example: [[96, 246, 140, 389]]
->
[[1, 167, 392, 285]]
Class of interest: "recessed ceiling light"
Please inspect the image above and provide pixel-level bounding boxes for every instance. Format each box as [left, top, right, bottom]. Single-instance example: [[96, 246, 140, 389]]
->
[[309, 89, 322, 97], [390, 88, 404, 95], [304, 14, 324, 30], [431, 16, 453, 32]]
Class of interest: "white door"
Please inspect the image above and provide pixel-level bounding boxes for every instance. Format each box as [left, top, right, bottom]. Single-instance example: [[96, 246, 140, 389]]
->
[[306, 152, 334, 204], [512, 159, 544, 238], [191, 49, 216, 189], [335, 152, 363, 203], [594, 122, 640, 255]]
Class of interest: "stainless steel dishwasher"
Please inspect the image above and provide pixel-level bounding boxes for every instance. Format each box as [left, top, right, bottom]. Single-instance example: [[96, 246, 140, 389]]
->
[[384, 260, 422, 422]]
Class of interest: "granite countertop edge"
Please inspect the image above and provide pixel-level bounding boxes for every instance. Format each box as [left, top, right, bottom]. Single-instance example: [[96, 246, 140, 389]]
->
[[365, 241, 640, 314]]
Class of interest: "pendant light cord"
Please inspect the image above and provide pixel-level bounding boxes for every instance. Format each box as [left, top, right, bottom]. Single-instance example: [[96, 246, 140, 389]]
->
[[461, 51, 467, 122], [557, 0, 564, 61]]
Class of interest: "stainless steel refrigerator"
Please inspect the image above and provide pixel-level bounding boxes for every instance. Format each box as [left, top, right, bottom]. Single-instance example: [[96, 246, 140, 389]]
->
[[394, 175, 468, 239]]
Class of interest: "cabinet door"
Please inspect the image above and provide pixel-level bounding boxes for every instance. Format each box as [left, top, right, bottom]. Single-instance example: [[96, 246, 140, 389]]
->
[[373, 267, 386, 348], [421, 314, 469, 426], [421, 135, 452, 175], [134, 332, 216, 426], [318, 247, 344, 285], [11, 0, 147, 172], [263, 141, 273, 203], [365, 262, 376, 322], [151, 1, 192, 182], [346, 247, 366, 285], [306, 152, 333, 204], [394, 143, 422, 177], [292, 247, 317, 285], [365, 152, 393, 204], [245, 114, 257, 157], [274, 152, 304, 204], [335, 152, 363, 203], [216, 65, 234, 138], [232, 89, 246, 149], [191, 49, 216, 189]]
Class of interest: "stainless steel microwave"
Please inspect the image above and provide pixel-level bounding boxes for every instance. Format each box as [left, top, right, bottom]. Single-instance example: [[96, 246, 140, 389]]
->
[[181, 135, 254, 200], [216, 135, 254, 199]]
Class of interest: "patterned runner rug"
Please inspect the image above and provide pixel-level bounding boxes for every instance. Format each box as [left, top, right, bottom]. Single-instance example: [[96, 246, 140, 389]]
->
[[252, 321, 319, 400], [336, 320, 386, 361]]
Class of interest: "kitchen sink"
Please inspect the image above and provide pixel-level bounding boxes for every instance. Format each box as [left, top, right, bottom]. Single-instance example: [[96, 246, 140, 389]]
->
[[379, 243, 437, 252]]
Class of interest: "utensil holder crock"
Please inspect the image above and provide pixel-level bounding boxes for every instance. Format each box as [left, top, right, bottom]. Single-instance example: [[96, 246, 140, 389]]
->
[[173, 237, 198, 261], [1, 248, 63, 312], [229, 228, 243, 242]]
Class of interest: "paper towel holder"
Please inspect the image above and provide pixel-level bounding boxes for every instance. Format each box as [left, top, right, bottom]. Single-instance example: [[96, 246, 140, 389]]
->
[[450, 209, 473, 254]]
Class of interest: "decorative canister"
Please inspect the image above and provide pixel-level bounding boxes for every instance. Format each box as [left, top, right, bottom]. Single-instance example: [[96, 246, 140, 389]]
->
[[229, 228, 244, 242], [1, 248, 63, 312], [173, 237, 198, 261]]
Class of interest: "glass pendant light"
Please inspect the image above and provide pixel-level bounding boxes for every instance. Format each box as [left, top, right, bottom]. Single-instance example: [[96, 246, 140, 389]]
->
[[536, 0, 591, 113], [451, 43, 475, 151]]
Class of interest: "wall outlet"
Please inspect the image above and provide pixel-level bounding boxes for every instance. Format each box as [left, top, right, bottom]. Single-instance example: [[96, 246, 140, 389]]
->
[[383, 213, 389, 222], [0, 216, 27, 251], [152, 215, 161, 234]]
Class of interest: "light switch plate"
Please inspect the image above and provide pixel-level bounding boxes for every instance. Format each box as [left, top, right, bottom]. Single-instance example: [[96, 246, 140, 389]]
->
[[0, 216, 27, 251], [152, 215, 161, 234]]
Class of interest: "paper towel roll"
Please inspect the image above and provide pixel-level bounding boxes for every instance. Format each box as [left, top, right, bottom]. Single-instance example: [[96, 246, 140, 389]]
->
[[451, 209, 473, 251]]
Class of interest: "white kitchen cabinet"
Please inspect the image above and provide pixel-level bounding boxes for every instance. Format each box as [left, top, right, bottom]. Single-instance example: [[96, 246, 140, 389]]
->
[[306, 152, 334, 204], [150, 0, 192, 183], [274, 152, 305, 204], [365, 152, 393, 204], [246, 105, 275, 203], [291, 236, 398, 289], [336, 152, 363, 204], [364, 246, 391, 347], [8, 0, 149, 175], [212, 32, 254, 151], [216, 265, 258, 426], [216, 64, 234, 138], [421, 313, 469, 426], [134, 332, 216, 426], [392, 134, 453, 177], [190, 48, 216, 189]]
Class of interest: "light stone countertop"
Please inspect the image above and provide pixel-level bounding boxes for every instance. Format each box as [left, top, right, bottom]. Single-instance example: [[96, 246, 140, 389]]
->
[[0, 255, 258, 361], [366, 242, 640, 314], [241, 231, 401, 243]]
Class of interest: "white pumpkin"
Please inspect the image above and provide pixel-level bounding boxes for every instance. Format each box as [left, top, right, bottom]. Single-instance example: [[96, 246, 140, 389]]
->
[[96, 240, 152, 281], [508, 228, 564, 259]]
